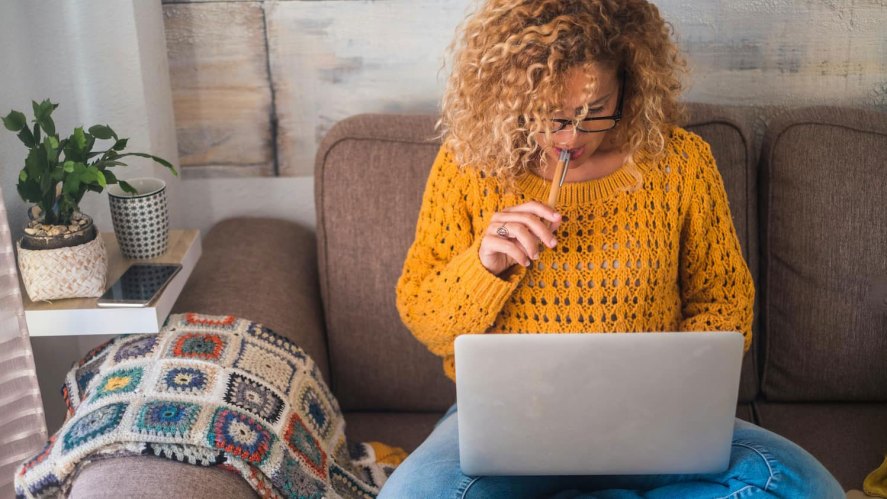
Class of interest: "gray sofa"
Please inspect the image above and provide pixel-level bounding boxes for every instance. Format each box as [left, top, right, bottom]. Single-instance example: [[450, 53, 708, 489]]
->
[[70, 104, 886, 496]]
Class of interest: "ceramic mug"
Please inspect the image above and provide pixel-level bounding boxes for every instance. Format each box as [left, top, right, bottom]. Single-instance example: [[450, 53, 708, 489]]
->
[[108, 178, 169, 259]]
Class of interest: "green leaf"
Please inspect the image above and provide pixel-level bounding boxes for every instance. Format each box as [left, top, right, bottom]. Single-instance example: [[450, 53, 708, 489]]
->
[[72, 127, 87, 152], [16, 126, 36, 147], [116, 152, 178, 176], [17, 179, 43, 204], [88, 124, 114, 140], [78, 168, 94, 184], [25, 147, 47, 179], [32, 99, 57, 116], [64, 129, 87, 163], [2, 110, 26, 131], [63, 177, 81, 196], [32, 99, 57, 137], [43, 136, 59, 165], [92, 160, 126, 169], [19, 170, 27, 182], [111, 138, 128, 151], [24, 151, 39, 179], [33, 123, 41, 145], [38, 115, 56, 138], [79, 165, 105, 188], [103, 170, 118, 184], [117, 180, 137, 194], [52, 159, 77, 180]]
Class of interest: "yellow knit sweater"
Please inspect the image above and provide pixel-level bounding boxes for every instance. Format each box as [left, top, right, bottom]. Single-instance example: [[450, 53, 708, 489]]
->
[[396, 128, 755, 381]]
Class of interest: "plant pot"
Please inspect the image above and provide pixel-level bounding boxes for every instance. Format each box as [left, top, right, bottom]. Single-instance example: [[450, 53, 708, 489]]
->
[[20, 212, 98, 250], [16, 214, 108, 301], [108, 178, 170, 259]]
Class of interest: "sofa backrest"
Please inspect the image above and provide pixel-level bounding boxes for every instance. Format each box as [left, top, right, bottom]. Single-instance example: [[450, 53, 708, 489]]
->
[[759, 107, 887, 402], [315, 115, 454, 411], [314, 105, 762, 412]]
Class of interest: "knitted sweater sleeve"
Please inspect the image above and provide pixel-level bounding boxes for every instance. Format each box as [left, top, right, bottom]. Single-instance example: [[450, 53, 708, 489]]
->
[[395, 147, 524, 366], [678, 135, 756, 352]]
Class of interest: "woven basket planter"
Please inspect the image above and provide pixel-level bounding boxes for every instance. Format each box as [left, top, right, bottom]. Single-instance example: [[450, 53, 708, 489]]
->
[[17, 235, 108, 301]]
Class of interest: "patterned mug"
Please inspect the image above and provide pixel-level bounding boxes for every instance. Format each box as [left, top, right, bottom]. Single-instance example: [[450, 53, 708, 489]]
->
[[108, 178, 170, 259]]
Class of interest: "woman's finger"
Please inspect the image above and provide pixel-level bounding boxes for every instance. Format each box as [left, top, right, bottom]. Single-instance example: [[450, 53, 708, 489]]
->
[[480, 234, 532, 268], [487, 219, 542, 260], [490, 212, 557, 248], [503, 200, 561, 224]]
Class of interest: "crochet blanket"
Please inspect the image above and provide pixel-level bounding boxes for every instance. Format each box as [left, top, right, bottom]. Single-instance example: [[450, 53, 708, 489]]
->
[[15, 313, 406, 498]]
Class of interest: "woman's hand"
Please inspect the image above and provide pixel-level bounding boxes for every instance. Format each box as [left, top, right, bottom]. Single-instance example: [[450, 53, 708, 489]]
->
[[479, 201, 562, 276]]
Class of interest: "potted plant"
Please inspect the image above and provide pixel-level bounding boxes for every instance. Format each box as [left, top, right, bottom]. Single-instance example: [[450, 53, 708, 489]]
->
[[2, 99, 177, 301]]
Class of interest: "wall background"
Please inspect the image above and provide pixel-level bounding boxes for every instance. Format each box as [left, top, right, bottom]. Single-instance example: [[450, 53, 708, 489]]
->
[[163, 0, 887, 179]]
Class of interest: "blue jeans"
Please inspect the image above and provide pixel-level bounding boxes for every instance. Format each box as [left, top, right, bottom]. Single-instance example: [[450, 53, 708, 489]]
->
[[379, 405, 843, 499]]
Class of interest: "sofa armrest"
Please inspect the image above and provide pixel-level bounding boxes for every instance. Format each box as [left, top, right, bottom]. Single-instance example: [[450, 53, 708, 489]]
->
[[172, 217, 330, 381], [70, 456, 257, 499]]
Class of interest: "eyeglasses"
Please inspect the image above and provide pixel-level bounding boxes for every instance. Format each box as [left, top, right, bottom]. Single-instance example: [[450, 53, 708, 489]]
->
[[543, 73, 626, 134]]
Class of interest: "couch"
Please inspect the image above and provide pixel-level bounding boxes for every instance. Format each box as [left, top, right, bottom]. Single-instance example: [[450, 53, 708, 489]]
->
[[69, 104, 886, 497]]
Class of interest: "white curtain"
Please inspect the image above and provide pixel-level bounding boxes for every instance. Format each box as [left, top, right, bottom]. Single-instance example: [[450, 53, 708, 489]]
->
[[0, 185, 47, 497]]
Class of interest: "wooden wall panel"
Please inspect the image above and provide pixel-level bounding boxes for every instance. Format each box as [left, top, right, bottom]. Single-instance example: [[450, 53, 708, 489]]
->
[[164, 2, 274, 177], [655, 0, 887, 107], [265, 0, 472, 176]]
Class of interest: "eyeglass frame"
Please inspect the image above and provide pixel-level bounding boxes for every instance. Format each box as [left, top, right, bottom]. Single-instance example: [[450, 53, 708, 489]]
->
[[544, 71, 626, 134]]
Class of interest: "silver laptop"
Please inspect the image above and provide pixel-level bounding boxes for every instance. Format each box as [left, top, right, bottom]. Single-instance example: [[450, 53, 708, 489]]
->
[[454, 332, 744, 476]]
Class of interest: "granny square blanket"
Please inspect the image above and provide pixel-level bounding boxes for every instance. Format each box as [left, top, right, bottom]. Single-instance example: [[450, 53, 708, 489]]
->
[[15, 313, 403, 498]]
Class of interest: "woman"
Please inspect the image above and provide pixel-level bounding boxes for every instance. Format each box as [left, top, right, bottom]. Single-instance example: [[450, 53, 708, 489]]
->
[[383, 0, 843, 497]]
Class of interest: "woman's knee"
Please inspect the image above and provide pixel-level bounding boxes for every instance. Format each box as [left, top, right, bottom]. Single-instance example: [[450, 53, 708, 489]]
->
[[730, 424, 843, 498]]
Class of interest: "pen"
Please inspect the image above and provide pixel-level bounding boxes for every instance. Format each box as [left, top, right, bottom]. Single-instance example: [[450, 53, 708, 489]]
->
[[546, 149, 571, 209]]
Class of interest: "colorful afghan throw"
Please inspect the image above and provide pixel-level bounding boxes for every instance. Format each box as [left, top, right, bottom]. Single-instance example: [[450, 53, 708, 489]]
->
[[15, 313, 406, 498]]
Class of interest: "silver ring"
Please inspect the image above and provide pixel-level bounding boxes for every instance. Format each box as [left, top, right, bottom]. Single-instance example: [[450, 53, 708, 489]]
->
[[496, 224, 509, 238]]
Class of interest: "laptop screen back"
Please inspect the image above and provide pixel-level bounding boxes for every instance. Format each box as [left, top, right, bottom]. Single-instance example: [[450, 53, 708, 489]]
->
[[454, 332, 744, 476]]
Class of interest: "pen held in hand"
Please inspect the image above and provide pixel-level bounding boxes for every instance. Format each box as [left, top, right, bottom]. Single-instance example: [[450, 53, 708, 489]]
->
[[546, 149, 571, 209]]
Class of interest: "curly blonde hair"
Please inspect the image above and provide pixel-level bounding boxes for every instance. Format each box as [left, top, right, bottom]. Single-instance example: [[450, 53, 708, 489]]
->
[[440, 0, 687, 185]]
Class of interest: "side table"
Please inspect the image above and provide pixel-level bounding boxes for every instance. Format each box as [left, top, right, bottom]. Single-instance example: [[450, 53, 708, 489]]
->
[[22, 229, 202, 336]]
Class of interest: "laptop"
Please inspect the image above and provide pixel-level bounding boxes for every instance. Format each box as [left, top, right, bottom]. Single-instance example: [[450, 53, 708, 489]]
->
[[454, 332, 744, 476]]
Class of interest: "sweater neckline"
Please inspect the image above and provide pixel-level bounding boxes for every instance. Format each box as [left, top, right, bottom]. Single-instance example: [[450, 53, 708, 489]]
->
[[515, 160, 640, 208]]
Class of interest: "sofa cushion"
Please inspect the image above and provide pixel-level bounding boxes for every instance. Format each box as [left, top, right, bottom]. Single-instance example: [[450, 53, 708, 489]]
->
[[316, 115, 456, 412], [685, 103, 760, 403], [70, 456, 258, 499], [344, 411, 443, 453], [755, 402, 887, 491], [172, 218, 331, 382], [735, 403, 755, 423], [759, 107, 887, 401]]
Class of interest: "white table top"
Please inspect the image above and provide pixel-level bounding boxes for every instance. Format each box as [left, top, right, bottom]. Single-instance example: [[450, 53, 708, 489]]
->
[[22, 229, 202, 336]]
